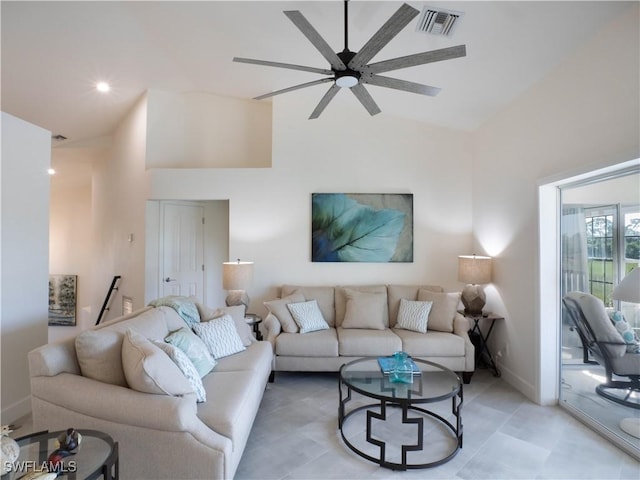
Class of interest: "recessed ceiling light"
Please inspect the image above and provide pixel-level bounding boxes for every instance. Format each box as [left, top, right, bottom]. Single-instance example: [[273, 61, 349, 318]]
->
[[47, 168, 56, 175], [96, 81, 111, 93]]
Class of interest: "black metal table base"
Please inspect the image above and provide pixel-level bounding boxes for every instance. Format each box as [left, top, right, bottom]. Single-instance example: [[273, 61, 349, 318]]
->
[[338, 382, 463, 470]]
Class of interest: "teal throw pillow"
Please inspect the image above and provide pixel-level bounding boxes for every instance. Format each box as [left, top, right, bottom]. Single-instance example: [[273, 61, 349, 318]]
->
[[164, 327, 216, 377], [608, 310, 640, 353]]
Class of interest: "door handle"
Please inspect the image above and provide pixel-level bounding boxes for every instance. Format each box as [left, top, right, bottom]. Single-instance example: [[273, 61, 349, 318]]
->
[[164, 277, 176, 283]]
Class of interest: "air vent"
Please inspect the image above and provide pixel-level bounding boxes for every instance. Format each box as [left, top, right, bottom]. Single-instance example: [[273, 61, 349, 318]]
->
[[416, 7, 464, 37]]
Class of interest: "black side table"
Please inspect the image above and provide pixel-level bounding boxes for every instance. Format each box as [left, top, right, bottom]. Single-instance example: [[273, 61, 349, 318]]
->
[[245, 313, 263, 341], [462, 311, 504, 377]]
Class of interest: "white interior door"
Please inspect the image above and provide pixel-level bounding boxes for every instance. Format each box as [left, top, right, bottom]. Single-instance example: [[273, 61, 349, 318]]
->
[[161, 202, 205, 302]]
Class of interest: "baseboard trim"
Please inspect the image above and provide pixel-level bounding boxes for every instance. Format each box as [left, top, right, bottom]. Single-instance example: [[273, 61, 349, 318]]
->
[[1, 395, 31, 425], [498, 364, 539, 404]]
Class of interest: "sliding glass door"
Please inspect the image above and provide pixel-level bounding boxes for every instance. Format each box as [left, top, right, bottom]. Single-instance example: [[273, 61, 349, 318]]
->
[[559, 172, 639, 456]]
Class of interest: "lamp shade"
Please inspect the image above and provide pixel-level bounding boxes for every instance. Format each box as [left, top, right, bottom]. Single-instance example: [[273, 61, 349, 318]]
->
[[458, 255, 492, 285], [612, 267, 640, 304], [222, 260, 254, 290]]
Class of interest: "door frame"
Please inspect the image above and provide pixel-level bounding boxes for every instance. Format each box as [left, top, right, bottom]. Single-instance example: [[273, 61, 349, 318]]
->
[[145, 199, 229, 307]]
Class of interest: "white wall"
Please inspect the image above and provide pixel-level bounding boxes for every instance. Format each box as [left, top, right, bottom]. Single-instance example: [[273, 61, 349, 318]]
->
[[148, 93, 475, 315], [472, 5, 640, 402], [48, 147, 98, 341], [90, 95, 149, 321], [1, 112, 51, 423], [145, 90, 272, 168]]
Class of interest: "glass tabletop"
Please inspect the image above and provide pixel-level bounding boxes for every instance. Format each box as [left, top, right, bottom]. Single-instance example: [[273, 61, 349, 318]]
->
[[3, 429, 117, 480], [340, 357, 461, 403]]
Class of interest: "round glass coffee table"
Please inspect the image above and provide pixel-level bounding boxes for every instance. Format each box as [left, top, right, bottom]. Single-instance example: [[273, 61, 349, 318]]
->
[[339, 357, 462, 470], [3, 429, 118, 479]]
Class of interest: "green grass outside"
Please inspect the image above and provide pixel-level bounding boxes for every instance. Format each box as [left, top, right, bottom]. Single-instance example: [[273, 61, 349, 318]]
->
[[588, 259, 639, 306]]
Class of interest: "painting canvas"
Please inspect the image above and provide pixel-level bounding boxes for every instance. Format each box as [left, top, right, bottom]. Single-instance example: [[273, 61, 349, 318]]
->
[[48, 274, 77, 326], [312, 193, 413, 262]]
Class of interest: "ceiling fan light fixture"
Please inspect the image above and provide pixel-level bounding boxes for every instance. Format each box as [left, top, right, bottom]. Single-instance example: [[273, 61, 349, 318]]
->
[[335, 75, 358, 88]]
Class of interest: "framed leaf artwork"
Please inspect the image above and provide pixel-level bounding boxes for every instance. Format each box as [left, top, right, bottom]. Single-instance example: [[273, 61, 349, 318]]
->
[[312, 193, 413, 262]]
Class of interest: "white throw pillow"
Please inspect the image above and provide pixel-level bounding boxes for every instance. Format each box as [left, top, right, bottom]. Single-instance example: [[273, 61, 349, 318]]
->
[[286, 300, 330, 334], [396, 298, 433, 333], [153, 341, 207, 402], [193, 314, 246, 359], [341, 289, 387, 330], [121, 328, 194, 396]]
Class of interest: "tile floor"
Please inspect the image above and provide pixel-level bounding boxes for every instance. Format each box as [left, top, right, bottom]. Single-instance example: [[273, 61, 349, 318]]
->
[[235, 368, 639, 480], [9, 368, 639, 479]]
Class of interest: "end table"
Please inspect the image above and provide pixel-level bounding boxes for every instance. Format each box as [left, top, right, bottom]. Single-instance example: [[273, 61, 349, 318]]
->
[[245, 313, 263, 341], [462, 311, 504, 377]]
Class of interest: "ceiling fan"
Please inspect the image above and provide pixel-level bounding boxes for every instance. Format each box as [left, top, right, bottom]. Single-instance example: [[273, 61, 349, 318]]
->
[[233, 1, 466, 119]]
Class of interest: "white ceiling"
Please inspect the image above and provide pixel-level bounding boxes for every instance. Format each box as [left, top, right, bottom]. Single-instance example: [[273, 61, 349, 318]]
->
[[1, 1, 634, 146]]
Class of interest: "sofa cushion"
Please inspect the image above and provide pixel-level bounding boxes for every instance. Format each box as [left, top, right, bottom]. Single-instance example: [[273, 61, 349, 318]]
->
[[198, 370, 264, 448], [387, 284, 443, 327], [264, 290, 306, 333], [214, 341, 274, 374], [153, 341, 206, 402], [165, 327, 216, 377], [276, 329, 339, 357], [396, 298, 433, 333], [393, 328, 466, 357], [341, 289, 387, 330], [337, 327, 401, 356], [122, 328, 194, 396], [287, 300, 330, 334], [417, 290, 460, 333], [335, 285, 387, 328], [281, 285, 336, 327], [193, 315, 246, 359], [76, 329, 127, 387]]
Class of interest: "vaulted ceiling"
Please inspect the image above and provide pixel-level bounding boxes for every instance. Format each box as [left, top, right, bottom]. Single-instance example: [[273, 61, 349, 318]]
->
[[1, 1, 634, 146]]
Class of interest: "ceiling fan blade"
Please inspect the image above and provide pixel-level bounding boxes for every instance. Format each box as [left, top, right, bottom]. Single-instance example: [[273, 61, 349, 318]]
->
[[254, 78, 334, 101], [363, 75, 441, 96], [348, 3, 419, 70], [233, 57, 333, 76], [309, 85, 340, 119], [365, 45, 467, 74], [350, 84, 381, 116], [284, 10, 346, 71]]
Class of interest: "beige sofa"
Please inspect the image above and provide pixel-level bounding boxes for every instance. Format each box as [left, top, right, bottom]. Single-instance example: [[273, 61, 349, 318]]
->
[[28, 303, 273, 480], [264, 284, 475, 383]]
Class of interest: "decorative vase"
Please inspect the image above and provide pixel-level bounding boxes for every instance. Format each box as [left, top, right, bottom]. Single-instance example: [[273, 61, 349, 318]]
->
[[1, 426, 20, 475], [389, 351, 413, 384]]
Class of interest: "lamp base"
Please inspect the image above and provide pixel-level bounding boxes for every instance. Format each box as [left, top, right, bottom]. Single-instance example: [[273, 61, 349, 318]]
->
[[461, 284, 486, 315], [225, 290, 249, 312]]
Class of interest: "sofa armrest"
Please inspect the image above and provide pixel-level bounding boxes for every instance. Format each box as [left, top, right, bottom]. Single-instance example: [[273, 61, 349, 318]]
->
[[31, 373, 203, 432], [453, 313, 470, 335], [453, 313, 475, 371], [263, 313, 281, 346]]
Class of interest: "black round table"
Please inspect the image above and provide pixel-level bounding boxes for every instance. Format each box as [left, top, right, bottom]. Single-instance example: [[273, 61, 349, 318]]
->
[[2, 429, 118, 480]]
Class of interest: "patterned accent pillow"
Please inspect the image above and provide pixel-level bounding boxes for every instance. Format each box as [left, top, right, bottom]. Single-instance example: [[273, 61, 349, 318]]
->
[[154, 341, 207, 402], [164, 327, 216, 377], [396, 299, 433, 333], [287, 300, 330, 334], [193, 314, 246, 359], [608, 310, 640, 353]]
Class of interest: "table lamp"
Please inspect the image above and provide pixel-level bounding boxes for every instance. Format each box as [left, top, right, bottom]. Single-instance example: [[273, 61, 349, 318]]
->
[[222, 259, 254, 310], [458, 254, 492, 315], [611, 266, 640, 439]]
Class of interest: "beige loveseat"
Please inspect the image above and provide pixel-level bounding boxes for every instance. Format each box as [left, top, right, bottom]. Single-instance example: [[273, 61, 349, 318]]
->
[[263, 284, 475, 383], [28, 302, 273, 479]]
